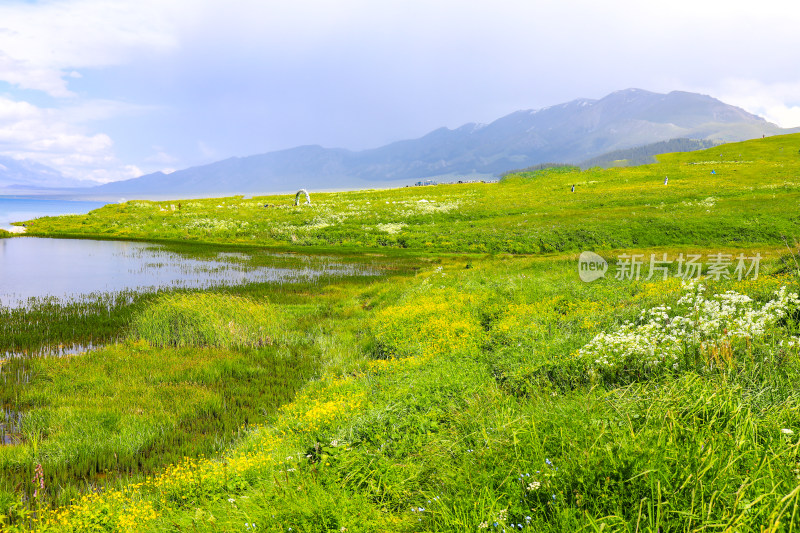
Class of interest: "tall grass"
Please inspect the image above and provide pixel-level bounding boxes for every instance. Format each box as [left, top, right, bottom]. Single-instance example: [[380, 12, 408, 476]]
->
[[129, 293, 281, 348], [0, 290, 151, 357], [0, 252, 404, 527], [22, 254, 796, 532]]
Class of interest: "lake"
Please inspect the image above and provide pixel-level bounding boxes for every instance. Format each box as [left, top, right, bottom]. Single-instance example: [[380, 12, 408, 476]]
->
[[0, 237, 375, 309], [0, 197, 106, 231]]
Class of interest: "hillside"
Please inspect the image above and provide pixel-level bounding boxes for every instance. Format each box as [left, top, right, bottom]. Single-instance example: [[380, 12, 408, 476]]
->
[[501, 138, 719, 176], [4, 133, 800, 532], [27, 133, 800, 254], [89, 89, 794, 197], [577, 138, 718, 168]]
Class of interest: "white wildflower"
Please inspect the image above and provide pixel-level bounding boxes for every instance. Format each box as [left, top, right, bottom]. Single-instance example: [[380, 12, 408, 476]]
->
[[376, 223, 407, 234], [579, 285, 800, 376]]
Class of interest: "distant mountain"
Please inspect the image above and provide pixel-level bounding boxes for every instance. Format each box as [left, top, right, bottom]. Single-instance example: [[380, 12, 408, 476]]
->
[[0, 156, 92, 191], [93, 89, 797, 196], [93, 145, 362, 196]]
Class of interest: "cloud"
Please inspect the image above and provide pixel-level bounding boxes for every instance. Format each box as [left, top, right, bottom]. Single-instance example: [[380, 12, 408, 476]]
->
[[0, 95, 141, 182], [704, 79, 800, 129], [0, 0, 178, 97], [145, 147, 178, 164], [86, 165, 142, 183], [197, 141, 218, 161], [145, 146, 180, 173], [0, 0, 178, 182], [2, 0, 800, 185], [0, 51, 72, 97]]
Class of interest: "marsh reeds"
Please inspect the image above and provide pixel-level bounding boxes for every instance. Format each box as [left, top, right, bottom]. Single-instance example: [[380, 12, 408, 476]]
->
[[0, 251, 399, 525]]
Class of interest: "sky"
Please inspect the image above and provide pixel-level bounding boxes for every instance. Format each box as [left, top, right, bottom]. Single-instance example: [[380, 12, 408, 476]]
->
[[0, 0, 799, 184]]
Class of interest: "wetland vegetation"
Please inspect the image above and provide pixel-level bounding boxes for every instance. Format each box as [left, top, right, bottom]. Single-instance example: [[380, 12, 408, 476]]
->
[[2, 134, 800, 531]]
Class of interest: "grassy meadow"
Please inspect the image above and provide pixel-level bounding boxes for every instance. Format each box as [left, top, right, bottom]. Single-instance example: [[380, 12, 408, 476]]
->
[[20, 134, 800, 254], [1, 134, 800, 531]]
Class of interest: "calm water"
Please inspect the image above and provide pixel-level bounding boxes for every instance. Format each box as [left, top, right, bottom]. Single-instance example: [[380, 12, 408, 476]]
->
[[0, 237, 373, 308], [0, 408, 21, 445], [0, 197, 106, 230]]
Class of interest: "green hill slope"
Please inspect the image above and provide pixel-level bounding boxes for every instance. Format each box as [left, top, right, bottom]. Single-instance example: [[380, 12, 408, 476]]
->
[[22, 133, 800, 254]]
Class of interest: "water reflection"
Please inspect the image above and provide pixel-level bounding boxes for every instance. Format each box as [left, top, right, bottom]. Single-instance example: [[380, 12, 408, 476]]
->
[[2, 341, 97, 360], [0, 237, 375, 309], [1, 406, 22, 446]]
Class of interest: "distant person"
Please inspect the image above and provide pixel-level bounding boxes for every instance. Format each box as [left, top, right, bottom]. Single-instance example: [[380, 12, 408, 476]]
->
[[711, 170, 716, 175], [571, 184, 575, 192], [664, 176, 668, 185]]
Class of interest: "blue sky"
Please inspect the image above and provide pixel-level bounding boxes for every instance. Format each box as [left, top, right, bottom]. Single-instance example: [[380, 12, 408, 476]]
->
[[1, 0, 799, 183]]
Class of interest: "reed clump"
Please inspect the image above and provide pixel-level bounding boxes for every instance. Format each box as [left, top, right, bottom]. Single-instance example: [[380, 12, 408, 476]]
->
[[129, 293, 281, 348]]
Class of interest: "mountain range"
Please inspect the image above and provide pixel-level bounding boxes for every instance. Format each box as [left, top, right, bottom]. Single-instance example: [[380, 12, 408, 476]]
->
[[0, 156, 92, 191], [4, 89, 797, 198]]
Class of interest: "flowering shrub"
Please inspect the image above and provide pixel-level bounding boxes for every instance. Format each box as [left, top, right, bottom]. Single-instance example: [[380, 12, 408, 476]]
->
[[370, 284, 486, 359], [375, 222, 407, 235], [578, 284, 800, 383]]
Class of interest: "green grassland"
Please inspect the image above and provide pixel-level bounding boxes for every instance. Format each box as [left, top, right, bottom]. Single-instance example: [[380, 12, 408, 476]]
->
[[20, 134, 800, 253], [1, 134, 800, 531]]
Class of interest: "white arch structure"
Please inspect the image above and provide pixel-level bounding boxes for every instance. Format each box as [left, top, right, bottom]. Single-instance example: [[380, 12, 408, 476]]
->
[[294, 189, 311, 206]]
